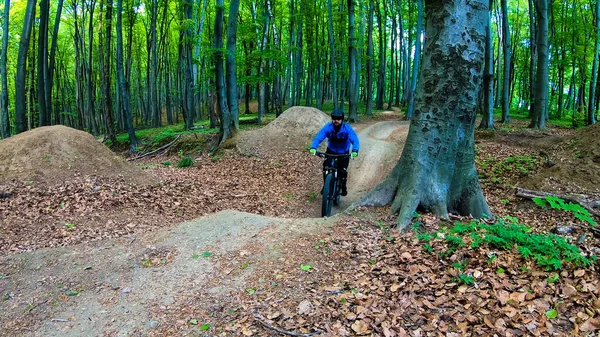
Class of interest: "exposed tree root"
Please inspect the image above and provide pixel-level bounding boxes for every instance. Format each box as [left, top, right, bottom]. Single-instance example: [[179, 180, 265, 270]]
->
[[126, 135, 181, 161]]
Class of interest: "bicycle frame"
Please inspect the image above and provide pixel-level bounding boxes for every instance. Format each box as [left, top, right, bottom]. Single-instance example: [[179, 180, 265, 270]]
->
[[315, 151, 351, 217]]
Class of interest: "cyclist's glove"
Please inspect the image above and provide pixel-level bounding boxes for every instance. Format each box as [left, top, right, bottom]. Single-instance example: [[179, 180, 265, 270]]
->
[[310, 148, 317, 155], [351, 151, 358, 158]]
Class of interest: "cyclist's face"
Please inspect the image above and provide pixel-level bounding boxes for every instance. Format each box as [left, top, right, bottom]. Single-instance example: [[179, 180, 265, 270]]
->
[[332, 118, 342, 126]]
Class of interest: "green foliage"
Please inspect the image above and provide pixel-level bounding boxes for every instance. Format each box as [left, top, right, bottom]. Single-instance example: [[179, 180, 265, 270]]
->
[[533, 196, 597, 226], [419, 217, 594, 271], [177, 156, 193, 168]]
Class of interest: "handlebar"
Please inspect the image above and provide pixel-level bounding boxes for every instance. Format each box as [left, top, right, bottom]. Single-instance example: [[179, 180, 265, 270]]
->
[[315, 151, 352, 159]]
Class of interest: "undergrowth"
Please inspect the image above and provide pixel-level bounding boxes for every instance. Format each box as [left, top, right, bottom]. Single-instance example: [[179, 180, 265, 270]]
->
[[415, 217, 595, 271], [532, 195, 597, 226]]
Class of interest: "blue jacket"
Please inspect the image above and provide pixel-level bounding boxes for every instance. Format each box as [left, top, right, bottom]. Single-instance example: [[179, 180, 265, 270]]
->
[[311, 122, 360, 154]]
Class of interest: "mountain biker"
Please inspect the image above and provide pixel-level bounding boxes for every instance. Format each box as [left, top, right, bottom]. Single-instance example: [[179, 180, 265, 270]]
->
[[309, 108, 360, 196]]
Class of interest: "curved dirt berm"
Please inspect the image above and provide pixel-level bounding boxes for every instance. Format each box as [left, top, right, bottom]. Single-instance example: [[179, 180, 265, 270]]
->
[[236, 106, 330, 155], [0, 125, 151, 185]]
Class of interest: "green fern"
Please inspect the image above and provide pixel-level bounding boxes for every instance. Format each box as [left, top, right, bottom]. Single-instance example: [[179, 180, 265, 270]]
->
[[532, 196, 597, 226]]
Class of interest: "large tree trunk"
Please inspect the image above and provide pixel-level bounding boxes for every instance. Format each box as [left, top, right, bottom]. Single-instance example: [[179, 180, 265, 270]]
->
[[365, 0, 374, 116], [15, 0, 36, 134], [214, 0, 233, 143], [588, 0, 600, 126], [532, 0, 549, 129], [0, 0, 10, 138], [500, 0, 511, 123], [479, 0, 495, 130], [226, 0, 241, 129], [404, 0, 423, 119], [327, 0, 338, 110], [116, 0, 137, 152], [357, 0, 492, 228], [347, 0, 358, 122]]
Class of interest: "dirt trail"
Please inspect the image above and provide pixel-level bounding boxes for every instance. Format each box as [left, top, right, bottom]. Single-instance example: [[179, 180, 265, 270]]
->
[[0, 120, 409, 337], [341, 120, 409, 211]]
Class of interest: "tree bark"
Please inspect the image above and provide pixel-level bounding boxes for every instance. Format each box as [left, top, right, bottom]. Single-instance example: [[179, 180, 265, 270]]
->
[[588, 0, 600, 125], [365, 0, 374, 116], [404, 0, 423, 119], [48, 0, 64, 125], [500, 0, 511, 123], [357, 0, 492, 228], [37, 0, 50, 127], [480, 0, 495, 130], [375, 0, 386, 110], [116, 0, 137, 152], [214, 0, 233, 143], [327, 0, 338, 110], [15, 0, 36, 134], [0, 0, 10, 138], [532, 0, 549, 129], [347, 0, 358, 122], [226, 0, 241, 129]]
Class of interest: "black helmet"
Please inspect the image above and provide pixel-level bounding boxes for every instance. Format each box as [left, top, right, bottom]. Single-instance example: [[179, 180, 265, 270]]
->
[[331, 108, 344, 120]]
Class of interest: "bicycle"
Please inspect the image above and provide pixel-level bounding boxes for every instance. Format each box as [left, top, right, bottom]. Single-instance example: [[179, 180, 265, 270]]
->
[[315, 151, 352, 217]]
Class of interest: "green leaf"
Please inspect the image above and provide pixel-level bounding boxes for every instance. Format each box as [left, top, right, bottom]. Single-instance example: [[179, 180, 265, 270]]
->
[[192, 253, 199, 259], [496, 267, 505, 274], [65, 223, 75, 228], [203, 252, 211, 257], [546, 309, 558, 319], [65, 290, 78, 296], [189, 319, 198, 325], [547, 274, 559, 283], [300, 265, 312, 271], [201, 324, 211, 331], [241, 263, 248, 269], [246, 288, 256, 295]]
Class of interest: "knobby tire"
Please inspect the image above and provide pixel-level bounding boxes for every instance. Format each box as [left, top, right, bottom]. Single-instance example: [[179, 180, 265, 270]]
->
[[322, 174, 334, 217]]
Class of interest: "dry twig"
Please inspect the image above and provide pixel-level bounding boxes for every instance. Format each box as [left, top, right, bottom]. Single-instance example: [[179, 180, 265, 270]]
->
[[127, 135, 181, 161]]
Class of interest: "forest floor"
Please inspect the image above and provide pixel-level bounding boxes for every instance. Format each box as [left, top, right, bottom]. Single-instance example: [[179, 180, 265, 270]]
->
[[1, 109, 600, 336]]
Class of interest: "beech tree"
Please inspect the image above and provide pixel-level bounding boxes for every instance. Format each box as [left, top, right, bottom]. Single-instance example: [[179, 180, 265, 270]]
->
[[358, 0, 492, 228], [0, 0, 9, 138]]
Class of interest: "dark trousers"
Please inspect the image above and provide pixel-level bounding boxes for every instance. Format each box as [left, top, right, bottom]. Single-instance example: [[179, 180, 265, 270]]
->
[[323, 148, 349, 180]]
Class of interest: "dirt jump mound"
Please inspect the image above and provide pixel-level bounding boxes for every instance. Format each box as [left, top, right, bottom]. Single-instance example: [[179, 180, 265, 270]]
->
[[0, 125, 150, 185], [522, 123, 600, 194], [236, 106, 329, 155]]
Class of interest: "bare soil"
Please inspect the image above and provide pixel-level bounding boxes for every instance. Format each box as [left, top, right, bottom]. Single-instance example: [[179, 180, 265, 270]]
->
[[1, 111, 599, 336], [0, 125, 152, 186]]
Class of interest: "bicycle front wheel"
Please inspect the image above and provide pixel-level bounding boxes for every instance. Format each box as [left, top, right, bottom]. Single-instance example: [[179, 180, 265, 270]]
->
[[321, 174, 334, 217]]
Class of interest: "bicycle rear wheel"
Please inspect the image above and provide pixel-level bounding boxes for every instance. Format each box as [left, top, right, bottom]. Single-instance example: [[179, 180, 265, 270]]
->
[[321, 174, 334, 217]]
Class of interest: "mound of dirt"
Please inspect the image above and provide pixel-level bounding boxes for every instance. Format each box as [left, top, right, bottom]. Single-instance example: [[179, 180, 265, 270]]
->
[[236, 106, 330, 155], [0, 125, 152, 185], [520, 123, 600, 195]]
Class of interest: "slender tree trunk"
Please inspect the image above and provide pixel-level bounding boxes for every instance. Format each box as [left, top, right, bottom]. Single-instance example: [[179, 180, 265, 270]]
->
[[226, 0, 241, 129], [37, 0, 49, 127], [15, 0, 36, 134], [404, 0, 423, 119], [214, 0, 232, 143], [387, 14, 396, 110], [532, 0, 549, 129], [588, 0, 600, 125], [375, 0, 386, 110], [365, 0, 374, 116], [117, 0, 137, 152], [358, 0, 492, 228], [327, 0, 338, 110], [500, 0, 511, 123], [0, 0, 10, 138], [528, 0, 537, 120], [48, 0, 64, 125], [102, 0, 116, 142], [480, 0, 495, 130], [348, 0, 358, 122]]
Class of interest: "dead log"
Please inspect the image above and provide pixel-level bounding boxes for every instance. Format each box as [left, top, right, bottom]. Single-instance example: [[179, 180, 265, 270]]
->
[[126, 135, 181, 161], [515, 188, 600, 216]]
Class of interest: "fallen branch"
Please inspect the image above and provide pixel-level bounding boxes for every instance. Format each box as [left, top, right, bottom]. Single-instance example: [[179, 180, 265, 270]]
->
[[515, 188, 600, 217], [127, 135, 181, 161], [254, 314, 322, 337], [51, 318, 69, 323]]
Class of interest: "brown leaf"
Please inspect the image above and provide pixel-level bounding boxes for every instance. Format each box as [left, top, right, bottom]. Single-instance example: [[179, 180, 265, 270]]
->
[[351, 320, 370, 334], [580, 317, 600, 332], [574, 270, 586, 277], [562, 284, 578, 298]]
